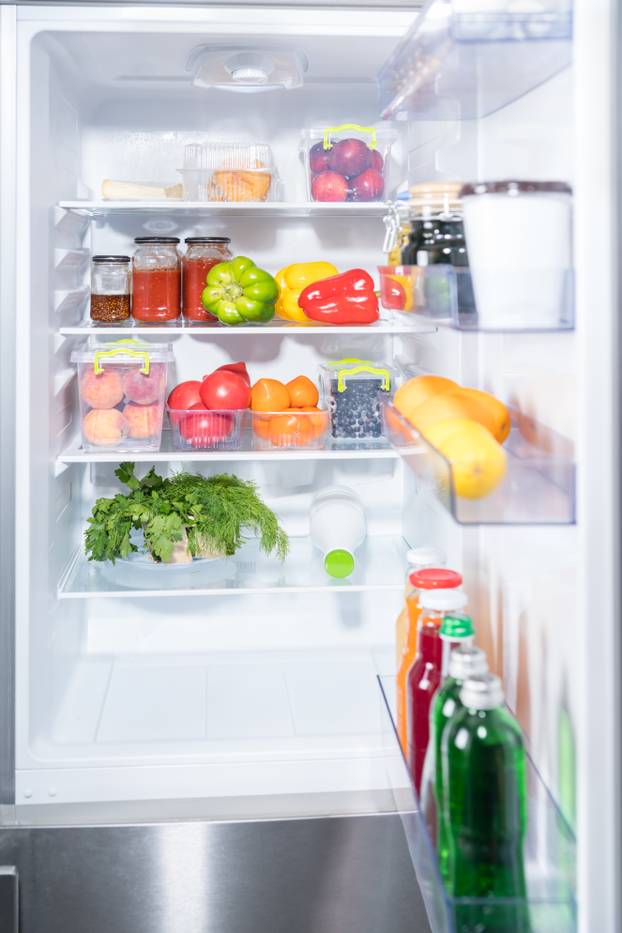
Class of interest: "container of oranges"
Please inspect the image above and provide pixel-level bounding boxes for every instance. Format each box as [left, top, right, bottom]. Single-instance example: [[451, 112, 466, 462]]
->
[[250, 375, 330, 450]]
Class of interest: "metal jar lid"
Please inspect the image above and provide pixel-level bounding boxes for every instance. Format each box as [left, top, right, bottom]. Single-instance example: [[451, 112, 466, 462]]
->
[[134, 236, 181, 244], [184, 237, 231, 244], [460, 180, 572, 198], [92, 255, 130, 263]]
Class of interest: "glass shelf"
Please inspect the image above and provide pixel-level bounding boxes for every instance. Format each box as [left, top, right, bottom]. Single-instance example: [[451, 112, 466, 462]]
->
[[377, 676, 577, 933], [58, 534, 408, 600], [57, 200, 391, 219], [58, 313, 437, 338], [57, 431, 399, 465], [378, 0, 572, 120], [383, 402, 575, 525], [379, 265, 575, 333]]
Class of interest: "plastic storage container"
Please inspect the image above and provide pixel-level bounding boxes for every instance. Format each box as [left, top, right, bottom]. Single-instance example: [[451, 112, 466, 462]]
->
[[309, 486, 366, 579], [450, 0, 572, 41], [167, 407, 245, 451], [319, 358, 395, 443], [251, 409, 330, 450], [72, 339, 173, 452], [460, 180, 573, 329], [179, 142, 278, 202], [301, 123, 396, 202], [90, 255, 131, 323]]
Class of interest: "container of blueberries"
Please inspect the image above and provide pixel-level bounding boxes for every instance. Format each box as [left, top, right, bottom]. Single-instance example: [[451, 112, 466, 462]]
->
[[319, 358, 395, 446]]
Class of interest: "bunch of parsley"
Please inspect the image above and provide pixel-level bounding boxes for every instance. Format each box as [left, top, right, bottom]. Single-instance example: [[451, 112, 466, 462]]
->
[[85, 463, 289, 564]]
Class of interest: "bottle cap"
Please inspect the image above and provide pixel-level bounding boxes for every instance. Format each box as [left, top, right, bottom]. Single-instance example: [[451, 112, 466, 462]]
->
[[419, 588, 468, 612], [409, 568, 462, 591], [324, 548, 355, 579], [440, 614, 474, 641], [406, 546, 446, 569], [460, 673, 504, 710], [449, 646, 488, 680]]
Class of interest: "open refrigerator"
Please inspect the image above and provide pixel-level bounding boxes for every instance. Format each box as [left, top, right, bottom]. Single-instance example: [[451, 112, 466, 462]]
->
[[0, 1, 619, 931]]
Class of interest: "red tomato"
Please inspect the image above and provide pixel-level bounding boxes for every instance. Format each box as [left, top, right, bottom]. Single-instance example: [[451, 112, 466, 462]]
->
[[213, 361, 250, 386], [167, 380, 203, 410], [180, 410, 233, 446], [200, 370, 251, 410]]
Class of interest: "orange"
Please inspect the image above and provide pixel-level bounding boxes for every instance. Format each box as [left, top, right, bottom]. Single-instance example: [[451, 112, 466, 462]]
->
[[300, 405, 328, 440], [268, 410, 314, 447], [394, 375, 457, 423], [461, 388, 511, 444], [409, 388, 498, 440], [251, 413, 272, 440], [286, 375, 319, 408], [250, 378, 290, 412]]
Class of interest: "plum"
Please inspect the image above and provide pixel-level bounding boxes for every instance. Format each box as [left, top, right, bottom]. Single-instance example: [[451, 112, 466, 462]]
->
[[368, 149, 384, 173], [122, 365, 164, 405], [348, 168, 384, 202], [123, 402, 163, 439], [82, 408, 128, 447], [311, 171, 349, 202], [308, 142, 331, 174], [80, 369, 124, 410], [327, 138, 370, 178]]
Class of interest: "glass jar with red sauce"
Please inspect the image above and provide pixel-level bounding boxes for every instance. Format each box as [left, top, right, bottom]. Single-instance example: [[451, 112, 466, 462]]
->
[[182, 237, 232, 322], [132, 237, 181, 323]]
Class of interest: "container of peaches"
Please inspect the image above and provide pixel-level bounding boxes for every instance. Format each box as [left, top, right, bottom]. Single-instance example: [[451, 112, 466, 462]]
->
[[71, 338, 173, 452]]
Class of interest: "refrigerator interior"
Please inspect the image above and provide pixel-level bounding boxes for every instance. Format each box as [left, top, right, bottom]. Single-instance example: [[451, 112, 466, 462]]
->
[[12, 1, 579, 871]]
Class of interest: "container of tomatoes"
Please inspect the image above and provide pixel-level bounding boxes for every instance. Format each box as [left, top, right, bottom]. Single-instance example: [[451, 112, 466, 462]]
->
[[251, 408, 330, 450], [168, 407, 246, 451], [166, 362, 250, 450]]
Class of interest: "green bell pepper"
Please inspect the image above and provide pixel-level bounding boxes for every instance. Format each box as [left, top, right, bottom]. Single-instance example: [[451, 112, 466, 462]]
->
[[201, 256, 278, 326]]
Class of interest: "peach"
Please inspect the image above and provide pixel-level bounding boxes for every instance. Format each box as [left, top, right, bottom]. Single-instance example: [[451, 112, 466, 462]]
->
[[83, 408, 128, 447], [122, 365, 164, 405], [80, 369, 124, 410], [123, 403, 162, 439]]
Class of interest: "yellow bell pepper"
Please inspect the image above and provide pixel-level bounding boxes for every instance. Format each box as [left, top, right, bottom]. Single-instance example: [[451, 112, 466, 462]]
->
[[275, 261, 339, 324]]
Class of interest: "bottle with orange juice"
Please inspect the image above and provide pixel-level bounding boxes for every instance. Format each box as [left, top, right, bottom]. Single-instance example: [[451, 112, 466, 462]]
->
[[396, 547, 446, 670], [396, 567, 463, 755]]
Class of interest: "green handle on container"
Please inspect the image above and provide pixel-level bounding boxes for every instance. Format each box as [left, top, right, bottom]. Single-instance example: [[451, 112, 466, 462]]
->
[[323, 124, 377, 151], [336, 363, 391, 394], [93, 339, 151, 375]]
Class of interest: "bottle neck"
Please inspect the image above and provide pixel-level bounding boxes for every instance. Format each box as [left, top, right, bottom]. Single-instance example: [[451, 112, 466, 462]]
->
[[416, 618, 442, 663]]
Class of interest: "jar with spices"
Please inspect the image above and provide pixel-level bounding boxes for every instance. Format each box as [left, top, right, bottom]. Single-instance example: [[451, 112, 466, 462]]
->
[[401, 181, 475, 316], [182, 237, 232, 322], [132, 237, 181, 323], [90, 256, 131, 323]]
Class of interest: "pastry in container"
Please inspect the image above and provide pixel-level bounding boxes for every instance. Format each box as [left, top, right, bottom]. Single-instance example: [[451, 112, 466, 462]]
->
[[179, 142, 277, 202]]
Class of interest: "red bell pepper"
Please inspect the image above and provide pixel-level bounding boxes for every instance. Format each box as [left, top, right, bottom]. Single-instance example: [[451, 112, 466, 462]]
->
[[298, 269, 379, 325]]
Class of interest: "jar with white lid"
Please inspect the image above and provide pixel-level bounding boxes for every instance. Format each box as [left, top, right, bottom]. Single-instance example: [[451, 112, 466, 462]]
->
[[460, 180, 572, 329]]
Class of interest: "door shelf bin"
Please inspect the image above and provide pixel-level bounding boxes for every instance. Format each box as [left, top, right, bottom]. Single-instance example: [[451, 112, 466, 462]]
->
[[378, 0, 572, 120], [378, 676, 577, 933], [382, 402, 576, 525], [379, 265, 574, 333]]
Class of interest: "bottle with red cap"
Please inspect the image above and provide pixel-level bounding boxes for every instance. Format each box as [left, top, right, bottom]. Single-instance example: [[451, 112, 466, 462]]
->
[[396, 567, 463, 755], [407, 587, 468, 794]]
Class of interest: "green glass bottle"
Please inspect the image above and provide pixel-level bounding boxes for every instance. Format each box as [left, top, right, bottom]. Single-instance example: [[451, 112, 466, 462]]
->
[[432, 644, 488, 883], [420, 614, 476, 841], [443, 673, 530, 932]]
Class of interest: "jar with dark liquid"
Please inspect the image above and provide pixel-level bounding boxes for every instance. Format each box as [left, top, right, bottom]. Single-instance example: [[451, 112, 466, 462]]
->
[[401, 182, 475, 316], [90, 255, 131, 323]]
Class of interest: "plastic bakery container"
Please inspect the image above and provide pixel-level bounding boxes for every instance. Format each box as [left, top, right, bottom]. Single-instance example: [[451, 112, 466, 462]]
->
[[301, 123, 396, 202], [71, 338, 173, 452], [167, 407, 246, 451], [178, 142, 279, 202], [319, 358, 395, 443]]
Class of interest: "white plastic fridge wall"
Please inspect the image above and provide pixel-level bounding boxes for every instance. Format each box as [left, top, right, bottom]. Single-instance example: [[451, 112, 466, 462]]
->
[[14, 7, 446, 819]]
